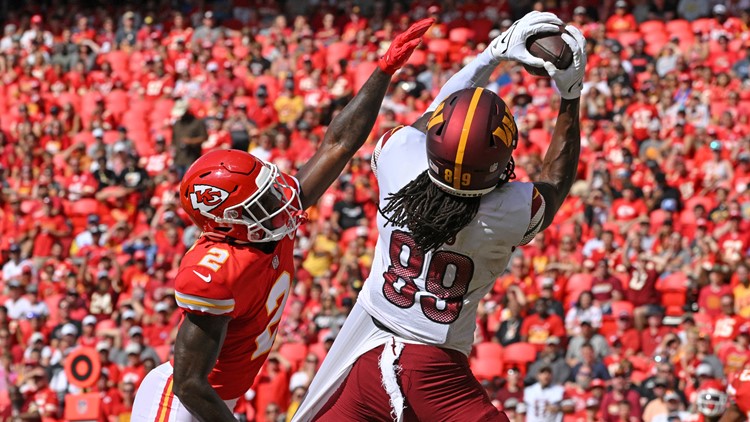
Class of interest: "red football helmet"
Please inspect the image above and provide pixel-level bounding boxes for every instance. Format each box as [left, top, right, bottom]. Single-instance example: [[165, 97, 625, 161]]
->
[[426, 87, 518, 197], [179, 150, 304, 243], [696, 382, 728, 417]]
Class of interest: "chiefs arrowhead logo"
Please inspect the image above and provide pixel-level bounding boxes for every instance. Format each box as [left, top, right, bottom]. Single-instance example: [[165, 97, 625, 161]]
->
[[189, 184, 230, 213]]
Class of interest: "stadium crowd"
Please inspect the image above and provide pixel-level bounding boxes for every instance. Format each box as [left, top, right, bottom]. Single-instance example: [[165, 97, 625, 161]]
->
[[1, 0, 750, 421]]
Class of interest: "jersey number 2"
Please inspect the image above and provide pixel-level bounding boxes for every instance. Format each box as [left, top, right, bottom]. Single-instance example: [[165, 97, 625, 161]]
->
[[252, 272, 291, 359], [383, 230, 474, 324]]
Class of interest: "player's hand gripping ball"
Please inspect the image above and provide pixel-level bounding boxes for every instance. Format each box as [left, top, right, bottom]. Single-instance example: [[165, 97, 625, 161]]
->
[[522, 26, 574, 77], [487, 11, 564, 67]]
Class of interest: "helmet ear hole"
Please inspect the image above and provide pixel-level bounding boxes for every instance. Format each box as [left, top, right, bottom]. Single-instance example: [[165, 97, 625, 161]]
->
[[436, 123, 446, 137]]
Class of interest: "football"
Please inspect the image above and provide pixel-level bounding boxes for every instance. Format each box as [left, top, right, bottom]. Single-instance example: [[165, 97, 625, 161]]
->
[[523, 27, 574, 77]]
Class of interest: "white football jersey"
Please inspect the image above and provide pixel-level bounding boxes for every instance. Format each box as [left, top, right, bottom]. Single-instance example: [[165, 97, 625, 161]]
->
[[359, 126, 540, 355]]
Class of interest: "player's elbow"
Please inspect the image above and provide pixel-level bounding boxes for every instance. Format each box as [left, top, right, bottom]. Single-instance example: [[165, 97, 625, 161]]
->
[[172, 377, 205, 402]]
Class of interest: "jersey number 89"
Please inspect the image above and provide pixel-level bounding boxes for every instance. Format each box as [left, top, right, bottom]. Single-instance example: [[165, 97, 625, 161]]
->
[[383, 230, 474, 324]]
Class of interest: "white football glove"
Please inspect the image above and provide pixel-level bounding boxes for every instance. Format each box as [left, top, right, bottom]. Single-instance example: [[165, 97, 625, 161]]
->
[[544, 25, 587, 100], [487, 11, 564, 67]]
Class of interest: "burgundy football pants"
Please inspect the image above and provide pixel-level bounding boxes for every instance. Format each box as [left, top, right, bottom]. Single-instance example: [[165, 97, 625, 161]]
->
[[313, 342, 509, 421]]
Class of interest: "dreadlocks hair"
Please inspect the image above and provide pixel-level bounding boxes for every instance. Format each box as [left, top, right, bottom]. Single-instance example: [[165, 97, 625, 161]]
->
[[380, 170, 482, 252]]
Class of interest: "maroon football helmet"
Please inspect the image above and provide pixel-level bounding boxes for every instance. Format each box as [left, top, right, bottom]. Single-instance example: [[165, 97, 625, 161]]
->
[[426, 87, 518, 197]]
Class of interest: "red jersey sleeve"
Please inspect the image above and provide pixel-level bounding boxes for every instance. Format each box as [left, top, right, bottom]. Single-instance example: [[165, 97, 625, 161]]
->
[[174, 266, 236, 317], [733, 368, 750, 415]]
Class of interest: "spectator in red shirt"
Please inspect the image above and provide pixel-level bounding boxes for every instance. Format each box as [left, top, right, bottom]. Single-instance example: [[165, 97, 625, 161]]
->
[[17, 367, 58, 421], [699, 266, 733, 318], [521, 298, 566, 351], [713, 294, 745, 348], [144, 302, 173, 348], [622, 235, 663, 330], [606, 1, 637, 31], [611, 312, 641, 356], [641, 308, 671, 357], [106, 380, 136, 420], [119, 342, 146, 388], [600, 365, 643, 422], [591, 259, 624, 314]]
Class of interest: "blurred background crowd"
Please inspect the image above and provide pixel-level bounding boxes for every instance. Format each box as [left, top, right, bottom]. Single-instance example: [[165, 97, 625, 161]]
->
[[1, 0, 750, 421]]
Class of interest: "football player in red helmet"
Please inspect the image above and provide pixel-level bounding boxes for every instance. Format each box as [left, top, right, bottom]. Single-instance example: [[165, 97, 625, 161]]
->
[[131, 18, 434, 422], [696, 383, 728, 421], [294, 11, 586, 422]]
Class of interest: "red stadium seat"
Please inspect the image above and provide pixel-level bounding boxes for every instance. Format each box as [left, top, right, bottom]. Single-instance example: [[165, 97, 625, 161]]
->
[[528, 129, 551, 151], [471, 357, 503, 381], [353, 61, 379, 94], [617, 32, 642, 47], [639, 20, 665, 35], [95, 319, 117, 331], [657, 272, 688, 315], [470, 19, 493, 43], [427, 39, 452, 62], [644, 32, 669, 47], [308, 342, 328, 362], [102, 130, 120, 146], [630, 370, 649, 384], [628, 355, 652, 372], [565, 273, 593, 307], [665, 19, 690, 35], [600, 315, 617, 339], [406, 49, 427, 67], [103, 51, 130, 75], [72, 131, 95, 147], [449, 28, 475, 44], [279, 343, 309, 371], [155, 345, 172, 362], [44, 295, 64, 324], [326, 41, 352, 70], [473, 342, 503, 361], [691, 18, 714, 35], [502, 342, 538, 374], [54, 92, 82, 112], [130, 131, 152, 156], [610, 301, 634, 317], [684, 195, 714, 213], [691, 312, 714, 335], [105, 89, 129, 119]]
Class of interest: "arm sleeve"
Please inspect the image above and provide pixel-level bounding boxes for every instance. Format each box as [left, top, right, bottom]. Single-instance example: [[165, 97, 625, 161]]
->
[[371, 125, 405, 178], [424, 49, 499, 115], [175, 268, 236, 317], [518, 186, 546, 246]]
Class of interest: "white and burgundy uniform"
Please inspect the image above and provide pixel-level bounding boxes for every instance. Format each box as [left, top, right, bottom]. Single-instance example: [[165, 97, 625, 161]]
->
[[293, 125, 543, 421]]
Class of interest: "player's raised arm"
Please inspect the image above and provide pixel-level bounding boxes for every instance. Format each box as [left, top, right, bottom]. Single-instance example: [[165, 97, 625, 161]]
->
[[172, 313, 234, 422], [411, 11, 564, 133], [295, 18, 433, 209], [532, 26, 587, 232]]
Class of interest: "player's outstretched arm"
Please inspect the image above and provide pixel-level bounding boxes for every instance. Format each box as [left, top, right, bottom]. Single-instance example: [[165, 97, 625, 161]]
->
[[172, 313, 234, 422], [295, 18, 433, 209], [534, 26, 587, 231], [412, 11, 564, 132]]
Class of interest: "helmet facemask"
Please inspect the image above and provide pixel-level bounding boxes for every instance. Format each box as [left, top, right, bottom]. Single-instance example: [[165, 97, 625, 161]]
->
[[696, 389, 727, 417]]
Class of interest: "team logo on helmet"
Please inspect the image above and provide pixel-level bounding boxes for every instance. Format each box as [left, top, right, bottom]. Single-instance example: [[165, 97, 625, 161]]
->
[[493, 104, 517, 148], [189, 184, 230, 213]]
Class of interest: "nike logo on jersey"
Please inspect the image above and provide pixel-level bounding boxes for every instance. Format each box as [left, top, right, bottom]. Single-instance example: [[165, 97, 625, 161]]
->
[[193, 270, 212, 283]]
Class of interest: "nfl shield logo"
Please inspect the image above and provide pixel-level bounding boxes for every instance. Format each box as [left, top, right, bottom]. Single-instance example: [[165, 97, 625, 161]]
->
[[77, 399, 89, 414]]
